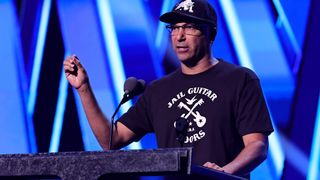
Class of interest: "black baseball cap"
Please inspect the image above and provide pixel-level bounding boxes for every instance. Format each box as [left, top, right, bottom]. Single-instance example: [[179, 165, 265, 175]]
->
[[159, 0, 217, 28]]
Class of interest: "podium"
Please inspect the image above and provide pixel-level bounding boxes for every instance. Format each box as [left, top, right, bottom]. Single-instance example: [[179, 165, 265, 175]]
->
[[0, 148, 246, 180]]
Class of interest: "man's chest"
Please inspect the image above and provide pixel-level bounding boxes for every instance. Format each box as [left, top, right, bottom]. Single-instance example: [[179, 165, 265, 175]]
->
[[149, 85, 235, 144]]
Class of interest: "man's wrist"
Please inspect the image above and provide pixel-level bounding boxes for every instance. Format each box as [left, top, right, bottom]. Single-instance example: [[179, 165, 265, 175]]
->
[[77, 82, 90, 94]]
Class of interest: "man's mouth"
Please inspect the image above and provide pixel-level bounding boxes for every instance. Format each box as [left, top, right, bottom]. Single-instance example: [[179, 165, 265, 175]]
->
[[176, 46, 189, 53]]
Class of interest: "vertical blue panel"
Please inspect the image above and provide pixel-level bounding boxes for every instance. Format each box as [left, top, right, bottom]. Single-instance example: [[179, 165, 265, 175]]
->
[[272, 0, 302, 73], [49, 64, 69, 152], [155, 0, 174, 55], [96, 0, 141, 150], [218, 0, 291, 179], [217, 0, 253, 69], [154, 0, 176, 76], [57, 0, 119, 150], [231, 1, 294, 96], [0, 0, 29, 153], [95, 0, 130, 112], [26, 0, 51, 153], [208, 0, 237, 64], [27, 0, 51, 117], [274, 0, 311, 74], [283, 0, 320, 177], [307, 94, 320, 180], [108, 0, 158, 82], [277, 0, 311, 49]]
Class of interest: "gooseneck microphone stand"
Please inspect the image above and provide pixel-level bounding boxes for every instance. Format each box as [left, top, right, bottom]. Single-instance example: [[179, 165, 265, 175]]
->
[[108, 77, 145, 150], [109, 94, 129, 150], [175, 117, 188, 148]]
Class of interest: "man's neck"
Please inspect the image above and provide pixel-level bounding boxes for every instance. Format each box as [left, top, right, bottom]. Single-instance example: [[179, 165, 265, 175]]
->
[[181, 57, 219, 75]]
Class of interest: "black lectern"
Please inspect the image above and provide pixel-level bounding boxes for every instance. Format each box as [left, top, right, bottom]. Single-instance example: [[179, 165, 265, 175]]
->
[[0, 148, 246, 180]]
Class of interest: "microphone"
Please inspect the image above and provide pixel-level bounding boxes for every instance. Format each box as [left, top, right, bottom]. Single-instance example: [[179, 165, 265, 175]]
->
[[109, 77, 146, 150], [174, 117, 188, 147], [121, 77, 146, 105]]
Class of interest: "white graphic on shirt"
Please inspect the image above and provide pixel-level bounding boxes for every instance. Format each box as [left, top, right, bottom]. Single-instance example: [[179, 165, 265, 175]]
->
[[168, 87, 218, 144], [175, 0, 194, 13], [178, 98, 206, 127], [185, 96, 197, 105]]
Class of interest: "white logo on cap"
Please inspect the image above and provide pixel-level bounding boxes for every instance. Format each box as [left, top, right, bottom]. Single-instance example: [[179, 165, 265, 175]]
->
[[175, 0, 194, 13]]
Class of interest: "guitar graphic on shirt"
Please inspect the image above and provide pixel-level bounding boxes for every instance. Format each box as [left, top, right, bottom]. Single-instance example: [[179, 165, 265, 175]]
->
[[178, 99, 206, 127]]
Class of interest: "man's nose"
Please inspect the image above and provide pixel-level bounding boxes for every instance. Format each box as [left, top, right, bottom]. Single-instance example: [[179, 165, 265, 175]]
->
[[176, 28, 186, 41]]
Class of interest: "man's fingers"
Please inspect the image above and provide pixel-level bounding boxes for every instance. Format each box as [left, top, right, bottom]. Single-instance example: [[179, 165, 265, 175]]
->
[[67, 55, 83, 71], [64, 65, 74, 73], [203, 162, 224, 172], [63, 54, 82, 73], [64, 56, 75, 66], [73, 55, 79, 60]]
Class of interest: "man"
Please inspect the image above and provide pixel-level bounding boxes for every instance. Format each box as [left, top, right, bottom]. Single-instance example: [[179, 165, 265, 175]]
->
[[63, 0, 273, 177]]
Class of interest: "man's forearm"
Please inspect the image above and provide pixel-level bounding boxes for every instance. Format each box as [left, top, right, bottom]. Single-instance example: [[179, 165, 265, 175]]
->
[[77, 82, 111, 150], [223, 140, 268, 175]]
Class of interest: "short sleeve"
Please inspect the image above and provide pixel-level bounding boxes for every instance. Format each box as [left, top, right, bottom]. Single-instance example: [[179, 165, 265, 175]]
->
[[117, 90, 154, 141], [235, 76, 274, 136]]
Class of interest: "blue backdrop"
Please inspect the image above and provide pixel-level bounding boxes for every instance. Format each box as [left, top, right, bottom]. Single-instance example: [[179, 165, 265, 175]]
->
[[0, 0, 319, 179]]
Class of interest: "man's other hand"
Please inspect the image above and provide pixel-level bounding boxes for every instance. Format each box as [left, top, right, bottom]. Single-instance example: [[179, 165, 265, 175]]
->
[[203, 162, 225, 172], [63, 55, 88, 90]]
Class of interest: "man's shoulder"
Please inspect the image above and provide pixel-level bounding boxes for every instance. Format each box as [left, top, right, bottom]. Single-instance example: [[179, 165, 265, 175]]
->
[[149, 69, 181, 87], [218, 59, 259, 81]]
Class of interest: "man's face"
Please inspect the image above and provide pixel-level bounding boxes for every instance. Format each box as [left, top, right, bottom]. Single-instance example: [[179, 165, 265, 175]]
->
[[170, 22, 210, 64]]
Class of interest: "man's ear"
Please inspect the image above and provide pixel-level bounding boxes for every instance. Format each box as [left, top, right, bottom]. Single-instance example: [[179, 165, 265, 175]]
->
[[209, 27, 217, 42]]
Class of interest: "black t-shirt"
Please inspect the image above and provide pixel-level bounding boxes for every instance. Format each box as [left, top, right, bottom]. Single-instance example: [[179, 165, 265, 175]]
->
[[118, 60, 274, 167]]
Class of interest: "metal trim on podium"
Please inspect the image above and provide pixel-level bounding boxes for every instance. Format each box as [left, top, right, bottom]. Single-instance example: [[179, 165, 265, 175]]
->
[[0, 148, 246, 180]]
